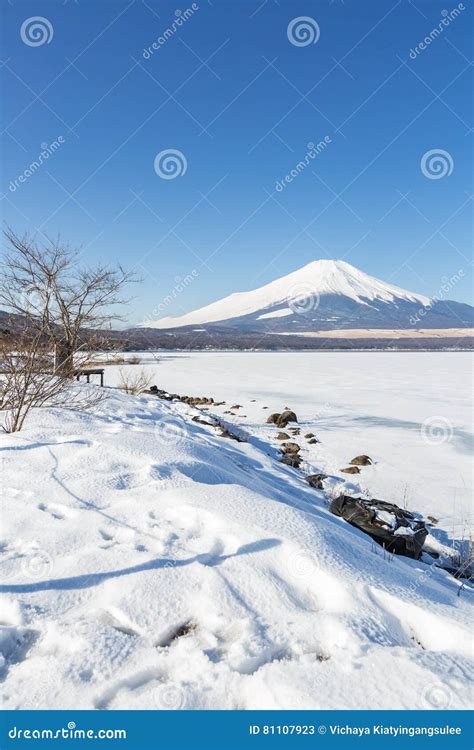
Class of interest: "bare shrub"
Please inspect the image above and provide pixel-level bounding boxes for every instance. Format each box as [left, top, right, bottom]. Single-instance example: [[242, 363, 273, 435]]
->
[[118, 368, 152, 395], [452, 531, 473, 582], [0, 329, 104, 433]]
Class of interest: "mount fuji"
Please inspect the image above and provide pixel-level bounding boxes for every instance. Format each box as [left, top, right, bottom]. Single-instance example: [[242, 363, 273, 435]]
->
[[142, 260, 473, 334]]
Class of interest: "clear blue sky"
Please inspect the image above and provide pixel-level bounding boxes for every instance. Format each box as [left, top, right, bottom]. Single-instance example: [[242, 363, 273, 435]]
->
[[1, 0, 472, 324]]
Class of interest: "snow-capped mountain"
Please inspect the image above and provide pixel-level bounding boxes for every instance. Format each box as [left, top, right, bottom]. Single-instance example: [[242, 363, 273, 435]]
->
[[142, 260, 473, 332]]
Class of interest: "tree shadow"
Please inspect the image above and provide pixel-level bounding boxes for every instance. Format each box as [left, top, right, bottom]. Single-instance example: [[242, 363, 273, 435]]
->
[[0, 438, 91, 452], [0, 538, 281, 594]]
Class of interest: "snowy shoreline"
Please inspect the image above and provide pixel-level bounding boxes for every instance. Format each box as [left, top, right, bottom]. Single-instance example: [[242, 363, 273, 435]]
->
[[1, 352, 472, 710]]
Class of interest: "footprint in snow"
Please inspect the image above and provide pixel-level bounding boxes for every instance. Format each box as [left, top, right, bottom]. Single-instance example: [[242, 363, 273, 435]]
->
[[202, 618, 290, 675], [148, 464, 172, 481], [98, 528, 115, 546], [37, 502, 76, 520], [98, 527, 148, 554], [0, 624, 39, 677], [108, 473, 134, 491]]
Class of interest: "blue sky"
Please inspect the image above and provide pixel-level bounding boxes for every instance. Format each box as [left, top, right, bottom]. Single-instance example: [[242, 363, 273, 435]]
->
[[1, 0, 472, 324]]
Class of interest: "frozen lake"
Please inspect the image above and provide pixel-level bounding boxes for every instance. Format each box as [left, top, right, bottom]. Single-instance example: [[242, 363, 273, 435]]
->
[[2, 351, 472, 709], [107, 351, 473, 534]]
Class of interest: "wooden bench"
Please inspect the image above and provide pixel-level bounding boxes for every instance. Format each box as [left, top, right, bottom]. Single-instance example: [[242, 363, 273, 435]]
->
[[74, 368, 104, 386]]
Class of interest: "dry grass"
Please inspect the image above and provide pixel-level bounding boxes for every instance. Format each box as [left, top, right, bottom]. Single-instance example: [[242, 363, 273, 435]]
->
[[118, 368, 152, 395]]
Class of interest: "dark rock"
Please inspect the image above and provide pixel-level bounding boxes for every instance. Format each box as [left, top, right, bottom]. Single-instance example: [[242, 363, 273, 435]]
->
[[267, 411, 298, 427], [280, 454, 302, 468], [151, 388, 216, 407], [341, 466, 360, 474], [329, 495, 428, 559], [150, 388, 173, 401], [183, 396, 214, 406], [276, 432, 290, 440], [304, 432, 315, 439], [280, 442, 300, 454], [191, 415, 215, 427], [277, 410, 298, 428], [217, 425, 245, 442], [231, 404, 242, 410], [266, 413, 281, 425], [305, 473, 327, 489], [350, 455, 373, 466], [307, 438, 318, 445]]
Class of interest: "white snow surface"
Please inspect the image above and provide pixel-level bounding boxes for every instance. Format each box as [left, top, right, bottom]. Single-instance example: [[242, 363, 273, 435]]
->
[[106, 351, 473, 532], [257, 308, 293, 320], [1, 352, 472, 710], [144, 260, 432, 329]]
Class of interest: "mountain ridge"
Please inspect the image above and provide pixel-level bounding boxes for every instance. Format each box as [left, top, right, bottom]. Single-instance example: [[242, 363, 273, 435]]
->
[[140, 259, 473, 333]]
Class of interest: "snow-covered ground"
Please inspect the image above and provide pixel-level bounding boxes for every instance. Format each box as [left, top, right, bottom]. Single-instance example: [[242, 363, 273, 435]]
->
[[0, 352, 472, 710], [107, 351, 473, 534]]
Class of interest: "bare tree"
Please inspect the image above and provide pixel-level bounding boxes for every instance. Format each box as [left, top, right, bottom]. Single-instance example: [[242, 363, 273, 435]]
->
[[1, 228, 136, 376], [118, 368, 152, 395], [0, 228, 136, 432], [0, 327, 104, 433]]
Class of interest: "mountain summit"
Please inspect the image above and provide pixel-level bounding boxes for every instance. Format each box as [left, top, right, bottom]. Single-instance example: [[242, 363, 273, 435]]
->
[[142, 259, 473, 332]]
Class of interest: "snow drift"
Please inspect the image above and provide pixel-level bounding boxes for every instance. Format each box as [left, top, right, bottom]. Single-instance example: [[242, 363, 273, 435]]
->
[[0, 386, 472, 710]]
